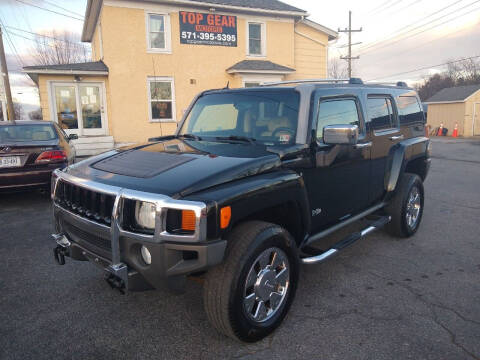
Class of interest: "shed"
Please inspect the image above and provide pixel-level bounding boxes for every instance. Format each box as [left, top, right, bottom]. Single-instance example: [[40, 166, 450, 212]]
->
[[425, 84, 480, 136]]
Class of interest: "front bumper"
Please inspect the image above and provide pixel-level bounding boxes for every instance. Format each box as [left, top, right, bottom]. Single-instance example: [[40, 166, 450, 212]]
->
[[51, 170, 226, 292]]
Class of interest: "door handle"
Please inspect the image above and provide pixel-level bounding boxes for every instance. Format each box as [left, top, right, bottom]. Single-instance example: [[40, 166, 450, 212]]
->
[[389, 135, 404, 140], [355, 142, 372, 149]]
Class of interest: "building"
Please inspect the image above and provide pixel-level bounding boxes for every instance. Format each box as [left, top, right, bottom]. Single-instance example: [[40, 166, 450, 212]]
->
[[23, 0, 337, 155], [425, 84, 480, 137]]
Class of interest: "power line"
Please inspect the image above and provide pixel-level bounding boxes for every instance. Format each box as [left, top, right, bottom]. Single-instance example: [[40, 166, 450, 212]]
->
[[41, 0, 84, 18], [6, 29, 80, 50], [367, 55, 480, 81], [5, 25, 82, 45], [358, 4, 480, 56], [357, 0, 472, 53], [338, 11, 362, 78], [14, 0, 84, 21]]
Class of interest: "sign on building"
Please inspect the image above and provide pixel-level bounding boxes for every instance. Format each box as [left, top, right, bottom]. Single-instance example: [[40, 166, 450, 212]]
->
[[179, 11, 237, 47]]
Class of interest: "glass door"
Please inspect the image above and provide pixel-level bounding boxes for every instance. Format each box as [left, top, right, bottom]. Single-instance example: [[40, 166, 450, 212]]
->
[[52, 83, 106, 136]]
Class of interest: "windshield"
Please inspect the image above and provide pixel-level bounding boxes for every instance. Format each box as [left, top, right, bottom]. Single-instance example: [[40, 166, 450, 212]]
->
[[179, 89, 300, 145], [0, 124, 57, 143]]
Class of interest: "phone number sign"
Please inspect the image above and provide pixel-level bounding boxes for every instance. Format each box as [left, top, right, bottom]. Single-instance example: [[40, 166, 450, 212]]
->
[[179, 11, 237, 47]]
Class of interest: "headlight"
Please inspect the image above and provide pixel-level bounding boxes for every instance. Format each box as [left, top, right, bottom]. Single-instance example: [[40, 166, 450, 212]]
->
[[134, 201, 156, 230]]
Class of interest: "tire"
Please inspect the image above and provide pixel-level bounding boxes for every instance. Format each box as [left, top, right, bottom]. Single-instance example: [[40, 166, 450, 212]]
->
[[203, 221, 299, 342], [385, 172, 424, 237]]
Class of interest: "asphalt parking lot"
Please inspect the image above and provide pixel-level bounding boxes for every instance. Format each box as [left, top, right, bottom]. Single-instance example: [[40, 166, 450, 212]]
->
[[1, 138, 479, 360]]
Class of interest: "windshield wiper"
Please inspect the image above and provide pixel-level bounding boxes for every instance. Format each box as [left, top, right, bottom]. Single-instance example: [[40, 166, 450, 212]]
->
[[214, 135, 257, 144], [178, 133, 202, 141]]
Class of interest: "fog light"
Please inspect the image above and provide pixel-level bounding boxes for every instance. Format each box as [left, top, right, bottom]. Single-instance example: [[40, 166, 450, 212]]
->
[[141, 245, 151, 265]]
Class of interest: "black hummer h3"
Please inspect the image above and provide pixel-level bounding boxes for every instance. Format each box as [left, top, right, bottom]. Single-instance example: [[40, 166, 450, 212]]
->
[[51, 78, 431, 342]]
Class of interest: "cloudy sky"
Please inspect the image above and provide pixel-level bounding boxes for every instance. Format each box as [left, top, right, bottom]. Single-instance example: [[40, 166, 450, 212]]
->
[[0, 0, 479, 108]]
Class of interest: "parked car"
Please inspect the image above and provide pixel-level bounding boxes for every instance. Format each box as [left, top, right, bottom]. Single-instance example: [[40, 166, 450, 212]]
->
[[0, 120, 76, 191], [50, 79, 430, 342]]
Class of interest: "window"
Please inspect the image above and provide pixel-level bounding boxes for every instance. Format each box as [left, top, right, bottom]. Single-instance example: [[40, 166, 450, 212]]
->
[[148, 78, 175, 122], [316, 99, 360, 140], [244, 82, 260, 88], [0, 124, 57, 142], [247, 22, 265, 56], [397, 96, 424, 124], [367, 97, 395, 130], [147, 13, 170, 52]]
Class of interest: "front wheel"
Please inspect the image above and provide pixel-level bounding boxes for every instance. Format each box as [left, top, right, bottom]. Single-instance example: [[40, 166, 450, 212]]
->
[[385, 173, 424, 237], [203, 221, 299, 342]]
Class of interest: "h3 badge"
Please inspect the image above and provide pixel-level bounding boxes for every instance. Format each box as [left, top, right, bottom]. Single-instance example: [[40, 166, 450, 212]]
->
[[312, 208, 322, 217]]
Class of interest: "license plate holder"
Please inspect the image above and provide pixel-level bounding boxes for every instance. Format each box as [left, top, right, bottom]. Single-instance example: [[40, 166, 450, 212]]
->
[[0, 156, 22, 168]]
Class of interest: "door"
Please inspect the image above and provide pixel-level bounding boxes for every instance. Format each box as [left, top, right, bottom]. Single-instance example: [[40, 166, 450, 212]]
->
[[52, 83, 106, 136], [474, 103, 480, 136], [304, 96, 371, 233], [367, 95, 404, 203]]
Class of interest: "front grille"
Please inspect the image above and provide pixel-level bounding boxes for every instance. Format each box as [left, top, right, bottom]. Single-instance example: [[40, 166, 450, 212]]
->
[[55, 180, 116, 226], [63, 220, 111, 251]]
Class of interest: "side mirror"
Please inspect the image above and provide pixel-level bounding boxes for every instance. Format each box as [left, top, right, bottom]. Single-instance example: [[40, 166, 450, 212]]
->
[[323, 124, 359, 145], [68, 134, 78, 141]]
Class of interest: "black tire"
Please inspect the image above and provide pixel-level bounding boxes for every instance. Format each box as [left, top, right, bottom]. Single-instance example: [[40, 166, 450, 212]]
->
[[203, 221, 299, 342], [385, 173, 424, 237]]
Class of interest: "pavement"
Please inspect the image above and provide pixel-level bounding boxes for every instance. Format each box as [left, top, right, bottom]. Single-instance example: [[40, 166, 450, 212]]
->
[[1, 138, 479, 360]]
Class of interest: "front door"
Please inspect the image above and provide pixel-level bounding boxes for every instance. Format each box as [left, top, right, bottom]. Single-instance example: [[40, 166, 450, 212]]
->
[[304, 96, 371, 234], [52, 83, 106, 136], [474, 103, 480, 136]]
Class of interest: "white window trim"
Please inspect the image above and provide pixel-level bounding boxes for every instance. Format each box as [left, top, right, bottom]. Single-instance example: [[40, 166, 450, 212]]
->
[[246, 21, 266, 57], [145, 12, 172, 54], [241, 74, 282, 87], [147, 76, 176, 123]]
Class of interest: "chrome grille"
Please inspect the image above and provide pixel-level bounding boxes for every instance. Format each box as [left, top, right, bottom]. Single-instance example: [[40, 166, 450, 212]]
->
[[55, 180, 115, 226]]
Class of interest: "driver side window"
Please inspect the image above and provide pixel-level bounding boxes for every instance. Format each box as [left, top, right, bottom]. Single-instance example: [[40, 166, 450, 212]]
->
[[316, 99, 360, 141]]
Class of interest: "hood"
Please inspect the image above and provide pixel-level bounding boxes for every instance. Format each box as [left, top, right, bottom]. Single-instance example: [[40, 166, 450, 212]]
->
[[65, 138, 281, 197]]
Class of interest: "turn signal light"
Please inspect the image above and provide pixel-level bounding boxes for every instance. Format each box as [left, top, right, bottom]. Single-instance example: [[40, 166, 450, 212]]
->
[[36, 150, 67, 163], [220, 206, 231, 229], [181, 210, 196, 231]]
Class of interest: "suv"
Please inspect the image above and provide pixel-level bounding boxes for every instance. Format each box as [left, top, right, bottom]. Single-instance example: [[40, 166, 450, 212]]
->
[[51, 79, 430, 342]]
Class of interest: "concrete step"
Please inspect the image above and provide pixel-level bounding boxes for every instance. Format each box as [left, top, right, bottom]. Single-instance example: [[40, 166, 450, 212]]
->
[[71, 136, 114, 157]]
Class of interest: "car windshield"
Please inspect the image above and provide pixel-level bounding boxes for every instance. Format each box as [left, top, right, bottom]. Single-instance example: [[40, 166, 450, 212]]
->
[[0, 124, 57, 143], [179, 89, 300, 145]]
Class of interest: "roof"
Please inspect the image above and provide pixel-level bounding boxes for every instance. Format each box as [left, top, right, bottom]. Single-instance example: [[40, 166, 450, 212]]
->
[[23, 61, 108, 83], [299, 19, 338, 41], [23, 61, 109, 73], [425, 84, 480, 104], [82, 0, 308, 42], [226, 60, 295, 74]]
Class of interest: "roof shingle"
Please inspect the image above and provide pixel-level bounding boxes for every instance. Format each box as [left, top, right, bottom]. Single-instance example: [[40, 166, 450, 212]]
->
[[227, 60, 295, 73], [180, 0, 306, 13], [425, 84, 480, 103], [23, 61, 108, 73]]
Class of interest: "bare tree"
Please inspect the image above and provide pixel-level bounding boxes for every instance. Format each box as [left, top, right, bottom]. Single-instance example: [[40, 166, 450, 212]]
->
[[29, 109, 43, 120], [328, 58, 348, 79], [31, 30, 91, 65]]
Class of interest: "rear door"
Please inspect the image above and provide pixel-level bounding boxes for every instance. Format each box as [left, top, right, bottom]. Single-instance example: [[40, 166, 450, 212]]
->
[[304, 92, 371, 233], [365, 93, 404, 203]]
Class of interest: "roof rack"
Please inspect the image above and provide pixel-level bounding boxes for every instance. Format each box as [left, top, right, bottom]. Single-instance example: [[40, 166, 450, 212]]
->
[[365, 81, 409, 87], [260, 78, 364, 86]]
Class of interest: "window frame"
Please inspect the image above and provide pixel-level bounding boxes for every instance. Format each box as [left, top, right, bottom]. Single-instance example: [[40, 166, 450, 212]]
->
[[147, 76, 176, 123], [315, 96, 364, 144], [145, 12, 172, 53], [246, 21, 266, 57], [367, 94, 399, 135]]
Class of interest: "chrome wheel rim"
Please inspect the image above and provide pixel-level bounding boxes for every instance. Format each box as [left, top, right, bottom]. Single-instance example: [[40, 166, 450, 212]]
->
[[243, 247, 290, 323], [406, 186, 421, 229]]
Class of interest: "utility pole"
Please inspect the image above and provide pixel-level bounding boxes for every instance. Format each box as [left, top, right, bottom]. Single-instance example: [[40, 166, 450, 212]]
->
[[0, 26, 15, 122], [338, 11, 362, 78]]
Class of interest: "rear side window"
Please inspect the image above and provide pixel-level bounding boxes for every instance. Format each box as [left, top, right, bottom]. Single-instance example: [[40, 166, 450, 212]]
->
[[397, 96, 424, 124], [316, 99, 360, 141], [367, 97, 396, 131]]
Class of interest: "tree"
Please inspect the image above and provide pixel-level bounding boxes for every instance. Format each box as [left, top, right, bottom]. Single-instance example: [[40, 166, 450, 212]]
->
[[29, 109, 43, 120], [31, 30, 91, 65], [416, 58, 480, 101], [328, 58, 348, 79], [0, 102, 22, 120]]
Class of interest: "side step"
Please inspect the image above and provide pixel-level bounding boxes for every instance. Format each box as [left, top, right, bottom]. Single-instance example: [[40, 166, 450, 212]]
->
[[301, 215, 391, 265]]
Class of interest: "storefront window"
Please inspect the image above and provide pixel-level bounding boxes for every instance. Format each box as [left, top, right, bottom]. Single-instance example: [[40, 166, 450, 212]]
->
[[149, 78, 175, 122], [54, 86, 78, 130]]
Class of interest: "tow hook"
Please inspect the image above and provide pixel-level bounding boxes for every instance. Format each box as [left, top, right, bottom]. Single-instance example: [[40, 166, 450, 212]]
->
[[104, 273, 126, 294], [52, 233, 70, 265], [104, 263, 128, 295]]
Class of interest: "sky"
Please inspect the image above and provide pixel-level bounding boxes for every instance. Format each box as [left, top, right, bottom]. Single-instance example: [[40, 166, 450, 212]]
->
[[0, 0, 479, 109]]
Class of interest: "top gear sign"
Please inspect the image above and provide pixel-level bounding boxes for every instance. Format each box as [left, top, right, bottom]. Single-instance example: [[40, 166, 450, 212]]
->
[[179, 11, 237, 47]]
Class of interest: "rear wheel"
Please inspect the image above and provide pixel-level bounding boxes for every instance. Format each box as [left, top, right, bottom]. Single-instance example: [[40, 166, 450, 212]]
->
[[203, 221, 299, 342], [385, 173, 424, 237]]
